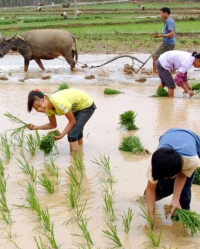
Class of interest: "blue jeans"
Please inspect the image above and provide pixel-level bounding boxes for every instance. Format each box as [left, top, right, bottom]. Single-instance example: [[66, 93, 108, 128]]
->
[[68, 103, 96, 142], [155, 171, 195, 210]]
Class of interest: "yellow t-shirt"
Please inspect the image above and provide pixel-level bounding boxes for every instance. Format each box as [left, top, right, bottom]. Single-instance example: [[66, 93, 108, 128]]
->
[[146, 155, 200, 184], [46, 89, 93, 116]]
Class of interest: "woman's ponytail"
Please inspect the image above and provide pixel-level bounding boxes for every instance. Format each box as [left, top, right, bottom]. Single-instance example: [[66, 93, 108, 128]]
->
[[192, 51, 200, 59]]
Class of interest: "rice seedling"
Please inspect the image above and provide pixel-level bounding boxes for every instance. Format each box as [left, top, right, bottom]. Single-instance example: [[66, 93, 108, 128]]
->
[[75, 217, 94, 249], [119, 110, 138, 130], [146, 229, 162, 247], [38, 173, 55, 194], [120, 207, 134, 233], [16, 150, 37, 182], [10, 239, 22, 249], [72, 153, 84, 176], [45, 224, 59, 249], [0, 159, 5, 178], [103, 190, 116, 222], [25, 182, 42, 219], [164, 205, 200, 236], [14, 132, 25, 148], [44, 158, 59, 183], [34, 236, 46, 249], [34, 130, 41, 147], [119, 136, 144, 154], [39, 130, 60, 156], [1, 134, 11, 161], [102, 222, 122, 248], [26, 134, 37, 156], [92, 155, 115, 186], [65, 166, 82, 193], [154, 88, 168, 97], [57, 83, 69, 91], [76, 200, 88, 222], [65, 184, 78, 210], [192, 82, 200, 91], [193, 167, 200, 185], [4, 112, 28, 136], [41, 208, 51, 232], [104, 88, 122, 95], [140, 205, 154, 230]]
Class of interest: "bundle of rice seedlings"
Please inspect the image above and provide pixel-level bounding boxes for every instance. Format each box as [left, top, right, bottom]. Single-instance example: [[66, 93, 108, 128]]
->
[[192, 83, 200, 91], [39, 130, 59, 156], [119, 136, 144, 154], [57, 83, 69, 91], [153, 88, 168, 97], [193, 167, 200, 185], [120, 110, 138, 130], [164, 205, 200, 236], [104, 88, 122, 95], [4, 112, 28, 136]]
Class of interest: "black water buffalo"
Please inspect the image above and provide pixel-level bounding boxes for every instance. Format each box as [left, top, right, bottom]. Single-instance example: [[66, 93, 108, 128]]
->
[[0, 29, 78, 72]]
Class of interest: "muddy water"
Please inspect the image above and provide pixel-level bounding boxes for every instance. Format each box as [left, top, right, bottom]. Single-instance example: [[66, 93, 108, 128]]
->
[[0, 82, 199, 249]]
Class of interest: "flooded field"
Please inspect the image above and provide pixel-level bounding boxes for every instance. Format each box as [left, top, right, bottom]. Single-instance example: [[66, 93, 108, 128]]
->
[[0, 54, 200, 249]]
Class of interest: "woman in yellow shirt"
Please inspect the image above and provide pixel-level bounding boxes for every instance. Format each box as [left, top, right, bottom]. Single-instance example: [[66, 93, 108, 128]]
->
[[27, 88, 96, 153]]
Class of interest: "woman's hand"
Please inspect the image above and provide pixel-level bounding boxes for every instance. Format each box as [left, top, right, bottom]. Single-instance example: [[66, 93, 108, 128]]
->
[[27, 124, 37, 130], [154, 33, 162, 38], [170, 200, 181, 216], [53, 134, 64, 141]]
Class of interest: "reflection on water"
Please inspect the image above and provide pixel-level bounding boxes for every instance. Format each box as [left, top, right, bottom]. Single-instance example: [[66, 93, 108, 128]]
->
[[0, 84, 199, 248]]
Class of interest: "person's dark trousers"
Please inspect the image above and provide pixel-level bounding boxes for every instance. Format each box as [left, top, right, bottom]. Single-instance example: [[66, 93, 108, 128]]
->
[[155, 171, 195, 210]]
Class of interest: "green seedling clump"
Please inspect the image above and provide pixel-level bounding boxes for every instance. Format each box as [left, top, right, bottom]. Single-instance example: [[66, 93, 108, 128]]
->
[[154, 88, 168, 97], [104, 88, 122, 95], [58, 83, 69, 91], [120, 110, 138, 130], [192, 83, 200, 91], [39, 130, 59, 156], [119, 136, 144, 154], [193, 167, 200, 185], [164, 205, 200, 236]]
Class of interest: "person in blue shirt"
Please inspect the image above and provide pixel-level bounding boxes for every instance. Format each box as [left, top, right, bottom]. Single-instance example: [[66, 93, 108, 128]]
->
[[152, 7, 176, 73], [145, 128, 200, 228]]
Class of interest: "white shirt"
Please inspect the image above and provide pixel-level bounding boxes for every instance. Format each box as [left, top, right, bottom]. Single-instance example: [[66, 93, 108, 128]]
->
[[158, 50, 195, 73]]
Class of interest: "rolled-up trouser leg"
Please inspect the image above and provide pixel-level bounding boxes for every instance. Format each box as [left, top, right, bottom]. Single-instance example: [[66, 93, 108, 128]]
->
[[68, 103, 96, 142]]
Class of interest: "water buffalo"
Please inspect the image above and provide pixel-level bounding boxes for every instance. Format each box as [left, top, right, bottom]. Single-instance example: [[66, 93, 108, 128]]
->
[[0, 29, 78, 72]]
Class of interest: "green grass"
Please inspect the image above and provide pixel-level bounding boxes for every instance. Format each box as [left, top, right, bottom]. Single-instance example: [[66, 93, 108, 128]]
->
[[119, 136, 144, 154], [34, 130, 41, 147], [193, 167, 200, 185], [140, 205, 154, 230], [0, 160, 4, 178], [121, 207, 134, 233], [34, 236, 46, 249], [14, 132, 25, 148], [104, 88, 122, 95], [192, 82, 200, 91], [120, 110, 138, 130], [44, 158, 59, 183]]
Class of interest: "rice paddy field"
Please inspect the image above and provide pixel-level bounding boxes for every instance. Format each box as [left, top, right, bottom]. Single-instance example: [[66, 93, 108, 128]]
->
[[0, 1, 200, 249]]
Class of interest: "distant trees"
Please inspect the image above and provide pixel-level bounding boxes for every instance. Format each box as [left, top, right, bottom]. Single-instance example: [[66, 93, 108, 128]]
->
[[0, 0, 68, 7]]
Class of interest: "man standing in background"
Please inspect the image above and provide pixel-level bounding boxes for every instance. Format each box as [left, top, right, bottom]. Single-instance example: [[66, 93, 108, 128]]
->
[[152, 7, 176, 74]]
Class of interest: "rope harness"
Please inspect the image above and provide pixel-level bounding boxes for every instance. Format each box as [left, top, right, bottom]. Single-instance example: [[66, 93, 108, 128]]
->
[[16, 35, 151, 73]]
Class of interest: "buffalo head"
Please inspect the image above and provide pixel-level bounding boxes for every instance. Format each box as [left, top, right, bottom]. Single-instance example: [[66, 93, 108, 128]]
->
[[0, 33, 16, 58]]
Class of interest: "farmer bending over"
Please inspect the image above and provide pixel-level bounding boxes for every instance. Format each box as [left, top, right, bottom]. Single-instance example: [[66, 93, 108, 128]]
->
[[27, 88, 96, 153], [145, 128, 200, 228], [157, 51, 200, 97]]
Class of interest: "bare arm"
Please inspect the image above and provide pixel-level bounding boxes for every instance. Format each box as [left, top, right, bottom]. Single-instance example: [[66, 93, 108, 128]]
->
[[146, 180, 157, 225], [28, 115, 57, 130], [154, 30, 174, 38], [54, 111, 76, 140], [170, 172, 187, 214]]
